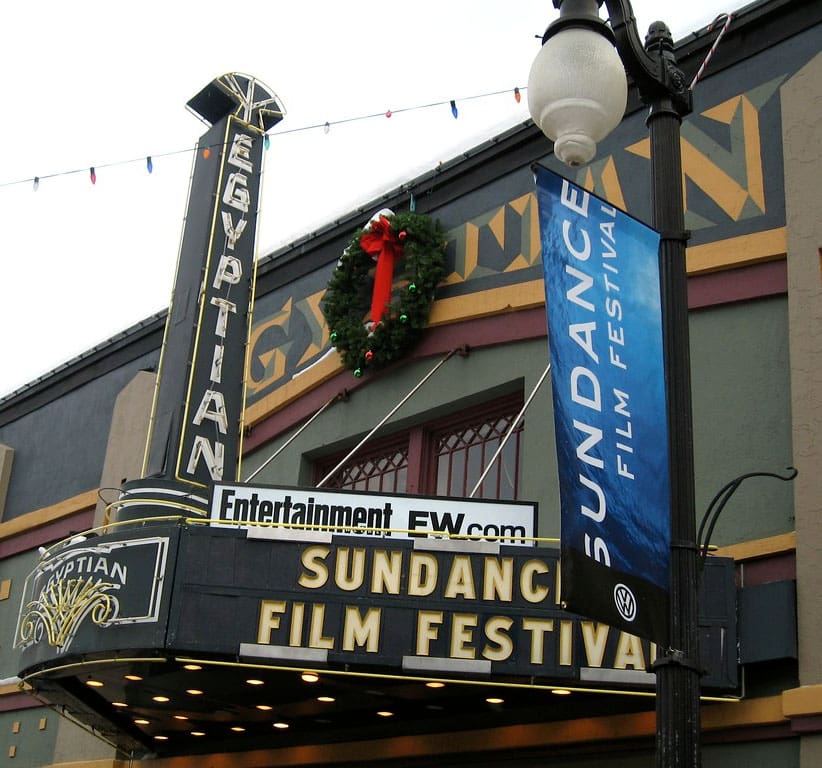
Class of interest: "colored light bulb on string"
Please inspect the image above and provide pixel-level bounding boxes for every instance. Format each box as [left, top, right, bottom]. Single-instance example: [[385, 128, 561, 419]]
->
[[33, 176, 39, 192], [385, 109, 392, 118], [263, 134, 270, 150], [146, 156, 153, 173], [324, 121, 330, 134], [450, 100, 458, 119], [514, 87, 521, 104], [89, 167, 96, 185]]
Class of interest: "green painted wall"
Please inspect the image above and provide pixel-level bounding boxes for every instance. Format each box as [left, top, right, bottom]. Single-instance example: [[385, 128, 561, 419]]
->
[[0, 709, 59, 768], [244, 339, 560, 538], [691, 295, 794, 545], [246, 294, 792, 547]]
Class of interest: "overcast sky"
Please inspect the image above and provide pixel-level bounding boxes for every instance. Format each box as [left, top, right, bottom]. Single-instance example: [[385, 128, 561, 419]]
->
[[0, 0, 731, 399]]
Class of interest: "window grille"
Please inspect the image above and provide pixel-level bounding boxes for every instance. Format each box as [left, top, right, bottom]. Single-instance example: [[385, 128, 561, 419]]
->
[[318, 441, 408, 493], [315, 394, 522, 500], [433, 407, 522, 499]]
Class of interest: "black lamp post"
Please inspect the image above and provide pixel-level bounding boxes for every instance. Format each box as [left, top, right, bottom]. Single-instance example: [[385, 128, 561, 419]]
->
[[527, 1, 700, 766]]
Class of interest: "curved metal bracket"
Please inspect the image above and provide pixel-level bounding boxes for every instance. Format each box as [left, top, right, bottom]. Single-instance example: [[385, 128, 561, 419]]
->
[[603, 0, 692, 116], [698, 467, 798, 562]]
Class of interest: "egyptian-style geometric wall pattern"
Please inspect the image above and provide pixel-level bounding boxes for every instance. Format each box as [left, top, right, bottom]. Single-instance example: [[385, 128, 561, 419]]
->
[[245, 75, 786, 408]]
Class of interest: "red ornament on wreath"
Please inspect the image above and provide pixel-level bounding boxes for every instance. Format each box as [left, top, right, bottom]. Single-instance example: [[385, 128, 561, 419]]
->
[[321, 208, 448, 374]]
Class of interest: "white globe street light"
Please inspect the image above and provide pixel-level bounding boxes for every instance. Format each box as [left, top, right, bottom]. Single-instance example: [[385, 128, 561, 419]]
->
[[527, 3, 627, 166]]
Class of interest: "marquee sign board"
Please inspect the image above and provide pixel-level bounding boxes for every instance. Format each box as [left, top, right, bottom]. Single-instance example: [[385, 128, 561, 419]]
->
[[168, 525, 736, 689], [209, 483, 538, 545], [16, 523, 737, 692]]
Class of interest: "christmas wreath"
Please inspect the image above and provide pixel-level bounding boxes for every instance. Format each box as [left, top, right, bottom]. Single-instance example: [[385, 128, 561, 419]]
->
[[321, 209, 448, 376]]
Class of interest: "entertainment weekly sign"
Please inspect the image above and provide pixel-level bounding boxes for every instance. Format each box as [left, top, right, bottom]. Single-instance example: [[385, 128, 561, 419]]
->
[[534, 165, 671, 645], [210, 483, 537, 546]]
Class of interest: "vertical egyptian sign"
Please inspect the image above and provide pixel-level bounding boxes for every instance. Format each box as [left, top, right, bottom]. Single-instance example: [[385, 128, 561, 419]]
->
[[534, 165, 670, 644], [176, 120, 263, 486], [142, 74, 283, 492]]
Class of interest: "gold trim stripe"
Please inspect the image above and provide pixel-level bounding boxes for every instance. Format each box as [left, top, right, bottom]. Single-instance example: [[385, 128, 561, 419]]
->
[[713, 531, 796, 562], [686, 227, 786, 275], [427, 281, 546, 327], [246, 352, 343, 426], [0, 489, 97, 543], [783, 684, 822, 718]]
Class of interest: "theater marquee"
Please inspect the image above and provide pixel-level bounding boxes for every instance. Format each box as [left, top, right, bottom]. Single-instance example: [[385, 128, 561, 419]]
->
[[18, 518, 736, 691]]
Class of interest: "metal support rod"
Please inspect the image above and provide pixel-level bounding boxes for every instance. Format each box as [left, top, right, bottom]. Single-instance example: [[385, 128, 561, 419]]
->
[[645, 35, 701, 768], [244, 392, 345, 482], [469, 363, 552, 498], [538, 3, 699, 765], [316, 350, 459, 488]]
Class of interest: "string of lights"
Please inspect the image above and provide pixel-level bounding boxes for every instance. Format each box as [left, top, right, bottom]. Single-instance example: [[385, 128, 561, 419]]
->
[[1, 86, 527, 192]]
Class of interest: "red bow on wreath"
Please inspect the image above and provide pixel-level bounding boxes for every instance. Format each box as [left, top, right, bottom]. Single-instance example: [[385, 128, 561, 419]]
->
[[360, 215, 404, 325]]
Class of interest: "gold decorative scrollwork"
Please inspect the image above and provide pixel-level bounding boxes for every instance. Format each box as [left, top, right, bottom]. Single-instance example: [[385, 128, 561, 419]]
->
[[18, 577, 119, 650]]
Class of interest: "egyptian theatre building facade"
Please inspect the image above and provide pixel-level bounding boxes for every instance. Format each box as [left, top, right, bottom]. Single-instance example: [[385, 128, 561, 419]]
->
[[1, 1, 821, 767]]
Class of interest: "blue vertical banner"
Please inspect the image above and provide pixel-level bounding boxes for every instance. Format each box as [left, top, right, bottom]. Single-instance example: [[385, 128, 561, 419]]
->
[[534, 165, 671, 645]]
